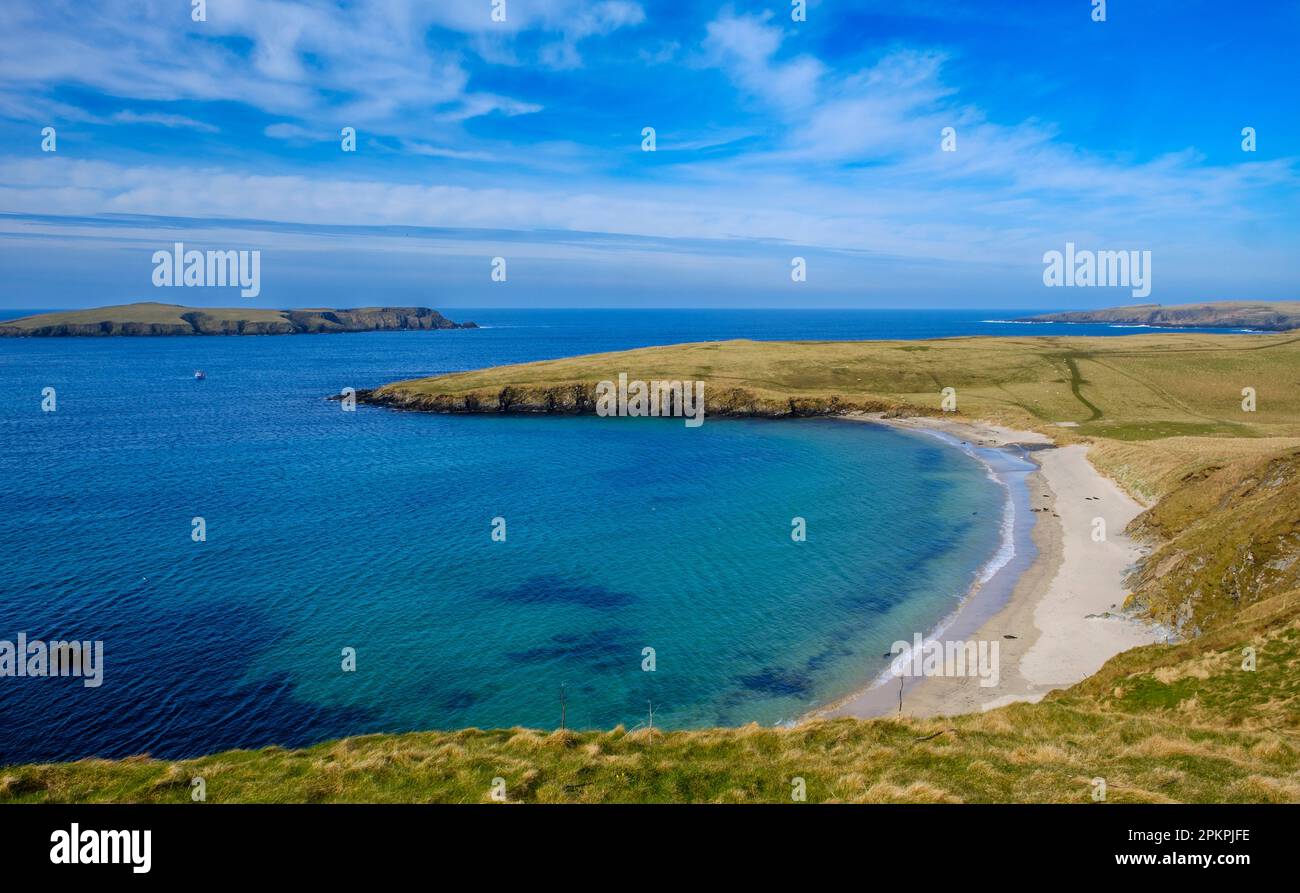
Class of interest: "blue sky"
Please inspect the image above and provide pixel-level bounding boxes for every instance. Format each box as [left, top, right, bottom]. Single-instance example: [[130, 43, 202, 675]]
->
[[0, 0, 1297, 310]]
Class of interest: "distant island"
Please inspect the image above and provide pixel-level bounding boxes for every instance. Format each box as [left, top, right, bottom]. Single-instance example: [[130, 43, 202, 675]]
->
[[0, 302, 477, 337], [1017, 300, 1300, 331]]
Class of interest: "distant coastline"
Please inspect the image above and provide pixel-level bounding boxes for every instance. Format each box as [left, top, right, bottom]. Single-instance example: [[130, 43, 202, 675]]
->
[[1015, 300, 1300, 332], [0, 302, 477, 337]]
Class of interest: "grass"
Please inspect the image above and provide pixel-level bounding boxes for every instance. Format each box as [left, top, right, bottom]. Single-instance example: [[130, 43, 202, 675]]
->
[[371, 333, 1300, 441], [4, 330, 1299, 803], [1087, 436, 1300, 505], [1125, 450, 1300, 634]]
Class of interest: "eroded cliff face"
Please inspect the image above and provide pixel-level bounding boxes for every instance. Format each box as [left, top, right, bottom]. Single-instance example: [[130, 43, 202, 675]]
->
[[183, 312, 296, 335], [353, 382, 903, 419], [0, 307, 477, 336], [282, 308, 473, 333], [1124, 449, 1300, 636], [0, 321, 199, 337]]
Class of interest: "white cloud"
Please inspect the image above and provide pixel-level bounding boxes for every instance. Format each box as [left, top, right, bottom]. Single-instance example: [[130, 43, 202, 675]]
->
[[703, 10, 824, 111], [397, 140, 495, 161], [540, 0, 646, 68], [263, 123, 328, 143], [112, 111, 219, 133], [2, 154, 1295, 275], [0, 1, 1295, 300], [0, 0, 643, 138], [694, 5, 1300, 235]]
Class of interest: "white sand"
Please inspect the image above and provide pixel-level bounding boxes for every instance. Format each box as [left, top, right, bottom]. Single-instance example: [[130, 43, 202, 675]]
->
[[813, 416, 1159, 720]]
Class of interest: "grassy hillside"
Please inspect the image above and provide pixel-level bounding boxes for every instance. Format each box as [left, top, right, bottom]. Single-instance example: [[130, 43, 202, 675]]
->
[[4, 332, 1298, 803], [1126, 450, 1300, 634], [367, 332, 1300, 445]]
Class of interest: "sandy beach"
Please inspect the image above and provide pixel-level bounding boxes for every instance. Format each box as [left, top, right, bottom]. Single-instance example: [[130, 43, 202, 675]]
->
[[815, 414, 1160, 720]]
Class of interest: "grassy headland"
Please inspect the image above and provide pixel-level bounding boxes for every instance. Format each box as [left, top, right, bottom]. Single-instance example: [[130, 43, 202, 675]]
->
[[362, 332, 1300, 461], [4, 329, 1298, 803]]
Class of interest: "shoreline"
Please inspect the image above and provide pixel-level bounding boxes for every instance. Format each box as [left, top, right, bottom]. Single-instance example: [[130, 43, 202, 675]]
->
[[810, 413, 1159, 721]]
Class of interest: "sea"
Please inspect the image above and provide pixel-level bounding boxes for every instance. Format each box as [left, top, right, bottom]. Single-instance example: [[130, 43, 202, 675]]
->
[[0, 309, 1249, 762]]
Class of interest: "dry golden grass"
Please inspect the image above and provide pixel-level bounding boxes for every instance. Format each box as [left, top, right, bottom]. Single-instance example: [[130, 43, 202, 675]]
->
[[1088, 435, 1300, 504], [370, 332, 1300, 442]]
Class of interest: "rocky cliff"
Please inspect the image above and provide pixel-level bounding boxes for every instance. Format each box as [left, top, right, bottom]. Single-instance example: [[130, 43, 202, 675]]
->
[[352, 382, 902, 419]]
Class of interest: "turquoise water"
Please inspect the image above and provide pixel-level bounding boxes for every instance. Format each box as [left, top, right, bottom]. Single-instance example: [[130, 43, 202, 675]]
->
[[0, 310, 1022, 761]]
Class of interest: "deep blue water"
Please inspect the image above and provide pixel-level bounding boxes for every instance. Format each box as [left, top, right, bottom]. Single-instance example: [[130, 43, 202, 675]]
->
[[0, 309, 1247, 763]]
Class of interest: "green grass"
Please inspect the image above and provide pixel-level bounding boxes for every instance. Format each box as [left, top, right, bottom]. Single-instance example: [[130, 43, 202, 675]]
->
[[1081, 420, 1255, 441]]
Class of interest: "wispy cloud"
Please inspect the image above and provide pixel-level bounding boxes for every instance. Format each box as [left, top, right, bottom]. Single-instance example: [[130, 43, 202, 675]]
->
[[0, 0, 1296, 308], [396, 139, 496, 161], [0, 0, 643, 139], [263, 122, 328, 143], [703, 10, 825, 112], [111, 110, 218, 133]]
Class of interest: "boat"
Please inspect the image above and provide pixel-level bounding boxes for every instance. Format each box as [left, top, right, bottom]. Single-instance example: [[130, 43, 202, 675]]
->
[[194, 370, 206, 380]]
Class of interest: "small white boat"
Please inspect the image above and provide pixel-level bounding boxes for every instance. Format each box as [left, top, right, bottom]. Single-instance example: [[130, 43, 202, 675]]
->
[[193, 370, 206, 380]]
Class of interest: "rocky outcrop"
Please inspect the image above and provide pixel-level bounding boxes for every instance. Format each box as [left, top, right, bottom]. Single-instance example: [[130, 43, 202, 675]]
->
[[177, 312, 297, 336], [282, 308, 472, 333], [0, 321, 199, 337], [350, 383, 904, 419]]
